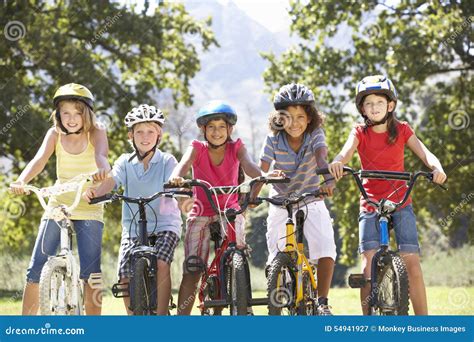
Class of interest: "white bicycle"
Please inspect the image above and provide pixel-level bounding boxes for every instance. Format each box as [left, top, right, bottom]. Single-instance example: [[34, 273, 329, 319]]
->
[[19, 173, 101, 315]]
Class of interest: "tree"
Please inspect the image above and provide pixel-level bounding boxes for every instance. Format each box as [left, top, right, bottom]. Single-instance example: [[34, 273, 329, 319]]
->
[[0, 0, 217, 254], [261, 0, 473, 265]]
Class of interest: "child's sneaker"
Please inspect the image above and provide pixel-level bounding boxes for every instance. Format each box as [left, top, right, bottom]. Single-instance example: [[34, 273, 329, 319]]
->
[[316, 297, 333, 316]]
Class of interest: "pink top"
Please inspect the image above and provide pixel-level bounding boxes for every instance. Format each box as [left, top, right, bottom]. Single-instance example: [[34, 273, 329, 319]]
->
[[190, 139, 243, 217]]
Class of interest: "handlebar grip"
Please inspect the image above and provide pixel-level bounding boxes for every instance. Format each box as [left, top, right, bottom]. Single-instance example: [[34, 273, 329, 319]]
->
[[266, 177, 290, 184], [316, 168, 329, 175], [163, 182, 191, 189], [89, 193, 114, 204]]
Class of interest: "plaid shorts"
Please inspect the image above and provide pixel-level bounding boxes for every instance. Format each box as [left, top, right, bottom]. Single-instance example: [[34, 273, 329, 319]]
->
[[183, 214, 246, 274], [117, 230, 179, 280]]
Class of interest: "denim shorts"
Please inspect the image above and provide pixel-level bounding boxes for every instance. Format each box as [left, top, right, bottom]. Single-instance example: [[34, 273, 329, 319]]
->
[[358, 205, 420, 254], [26, 219, 104, 283]]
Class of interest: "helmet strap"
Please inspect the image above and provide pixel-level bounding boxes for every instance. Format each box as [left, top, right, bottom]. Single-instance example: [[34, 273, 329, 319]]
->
[[363, 106, 392, 127], [128, 136, 161, 162]]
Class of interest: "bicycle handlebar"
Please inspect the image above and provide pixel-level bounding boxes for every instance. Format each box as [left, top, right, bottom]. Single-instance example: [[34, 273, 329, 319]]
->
[[163, 176, 290, 216], [88, 190, 194, 205], [252, 190, 327, 208], [316, 167, 447, 210], [20, 173, 95, 215]]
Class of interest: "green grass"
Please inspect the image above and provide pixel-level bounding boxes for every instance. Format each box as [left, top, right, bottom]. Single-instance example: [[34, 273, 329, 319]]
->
[[1, 287, 472, 315]]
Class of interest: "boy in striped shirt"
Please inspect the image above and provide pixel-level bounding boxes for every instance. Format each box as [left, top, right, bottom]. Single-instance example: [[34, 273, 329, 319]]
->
[[259, 83, 336, 315]]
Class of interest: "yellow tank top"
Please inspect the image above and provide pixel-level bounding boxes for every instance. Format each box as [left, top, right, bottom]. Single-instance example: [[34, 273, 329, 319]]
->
[[46, 133, 104, 222]]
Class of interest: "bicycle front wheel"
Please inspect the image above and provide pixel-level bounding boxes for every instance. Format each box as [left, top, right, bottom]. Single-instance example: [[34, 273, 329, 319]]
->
[[267, 253, 297, 315], [372, 252, 409, 315], [228, 252, 249, 315], [130, 257, 153, 315], [296, 270, 317, 315], [39, 257, 83, 315]]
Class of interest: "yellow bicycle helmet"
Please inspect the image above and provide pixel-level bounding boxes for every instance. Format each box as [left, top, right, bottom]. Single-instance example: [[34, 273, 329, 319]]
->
[[53, 83, 94, 109]]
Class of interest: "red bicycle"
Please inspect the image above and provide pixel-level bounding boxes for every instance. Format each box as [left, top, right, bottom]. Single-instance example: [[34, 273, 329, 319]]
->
[[165, 176, 288, 315]]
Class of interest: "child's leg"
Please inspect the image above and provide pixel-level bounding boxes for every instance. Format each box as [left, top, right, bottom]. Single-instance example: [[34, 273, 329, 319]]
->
[[265, 205, 289, 265], [358, 210, 381, 315], [401, 253, 427, 315], [154, 231, 179, 315], [75, 220, 104, 315], [360, 250, 376, 315], [304, 201, 337, 300], [23, 219, 60, 315], [178, 216, 211, 315], [393, 205, 427, 315]]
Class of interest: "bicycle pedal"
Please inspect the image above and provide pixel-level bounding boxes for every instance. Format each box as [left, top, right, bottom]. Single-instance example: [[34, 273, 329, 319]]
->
[[348, 273, 367, 288], [88, 272, 103, 289], [111, 282, 130, 298]]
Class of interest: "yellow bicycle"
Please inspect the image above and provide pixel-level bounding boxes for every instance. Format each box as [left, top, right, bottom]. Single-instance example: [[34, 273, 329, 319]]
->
[[254, 190, 325, 315]]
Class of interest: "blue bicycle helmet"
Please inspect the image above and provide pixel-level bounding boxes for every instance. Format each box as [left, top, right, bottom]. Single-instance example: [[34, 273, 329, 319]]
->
[[195, 101, 238, 126]]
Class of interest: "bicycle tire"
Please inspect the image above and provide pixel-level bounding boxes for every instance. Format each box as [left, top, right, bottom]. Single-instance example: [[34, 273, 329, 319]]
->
[[372, 252, 409, 315], [229, 252, 249, 315], [267, 252, 297, 315], [130, 257, 153, 315], [39, 257, 83, 315], [296, 270, 316, 315]]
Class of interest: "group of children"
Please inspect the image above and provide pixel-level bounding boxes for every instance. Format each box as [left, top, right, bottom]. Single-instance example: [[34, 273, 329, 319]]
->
[[10, 75, 447, 316]]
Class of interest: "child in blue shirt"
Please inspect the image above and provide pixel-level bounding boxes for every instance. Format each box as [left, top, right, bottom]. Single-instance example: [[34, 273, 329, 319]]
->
[[84, 104, 181, 315]]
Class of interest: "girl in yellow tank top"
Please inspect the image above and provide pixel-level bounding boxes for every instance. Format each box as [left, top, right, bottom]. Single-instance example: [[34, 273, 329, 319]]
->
[[10, 83, 110, 315]]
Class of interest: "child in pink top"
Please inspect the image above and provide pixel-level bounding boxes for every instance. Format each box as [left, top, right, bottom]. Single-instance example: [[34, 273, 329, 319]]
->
[[169, 101, 265, 315]]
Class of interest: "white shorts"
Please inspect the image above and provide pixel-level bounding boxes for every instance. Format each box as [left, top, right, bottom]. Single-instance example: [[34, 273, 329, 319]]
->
[[265, 200, 337, 264]]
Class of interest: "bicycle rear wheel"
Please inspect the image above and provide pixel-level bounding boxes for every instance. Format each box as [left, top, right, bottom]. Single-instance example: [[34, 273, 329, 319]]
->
[[228, 252, 249, 315], [130, 257, 154, 315], [267, 253, 297, 315], [372, 252, 409, 315], [39, 257, 83, 315]]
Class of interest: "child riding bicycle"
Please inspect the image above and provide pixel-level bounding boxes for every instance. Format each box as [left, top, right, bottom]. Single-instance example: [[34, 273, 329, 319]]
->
[[168, 101, 267, 315], [10, 83, 110, 315], [328, 75, 447, 315], [258, 83, 337, 315], [84, 104, 182, 315]]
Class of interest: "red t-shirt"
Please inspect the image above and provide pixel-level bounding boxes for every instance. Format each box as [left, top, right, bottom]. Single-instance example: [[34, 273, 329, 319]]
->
[[352, 122, 414, 212]]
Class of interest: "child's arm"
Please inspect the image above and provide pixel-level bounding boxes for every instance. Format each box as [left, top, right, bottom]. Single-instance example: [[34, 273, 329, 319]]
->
[[237, 145, 262, 178], [168, 145, 197, 186], [328, 134, 359, 181], [406, 135, 447, 184], [315, 146, 335, 196], [10, 128, 57, 194], [90, 127, 111, 181], [83, 177, 116, 203]]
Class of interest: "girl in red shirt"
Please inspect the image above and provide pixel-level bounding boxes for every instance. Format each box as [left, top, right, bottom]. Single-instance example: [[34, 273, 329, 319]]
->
[[329, 75, 446, 315]]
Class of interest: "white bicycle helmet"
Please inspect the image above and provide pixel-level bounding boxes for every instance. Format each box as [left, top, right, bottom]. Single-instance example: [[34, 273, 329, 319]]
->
[[355, 75, 398, 114], [124, 104, 165, 128]]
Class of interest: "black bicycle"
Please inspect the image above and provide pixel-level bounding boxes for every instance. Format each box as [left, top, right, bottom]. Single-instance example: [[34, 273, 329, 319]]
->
[[90, 189, 192, 315], [317, 167, 447, 315]]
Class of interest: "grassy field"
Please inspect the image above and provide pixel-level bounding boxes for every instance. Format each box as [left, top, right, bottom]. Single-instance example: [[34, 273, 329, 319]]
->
[[1, 287, 472, 315]]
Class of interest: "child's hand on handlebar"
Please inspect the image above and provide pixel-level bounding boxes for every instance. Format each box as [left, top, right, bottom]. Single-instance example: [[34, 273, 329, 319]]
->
[[92, 168, 109, 183], [265, 169, 286, 178], [82, 188, 97, 203], [320, 180, 335, 197], [328, 161, 345, 181], [9, 180, 29, 195], [432, 169, 447, 185], [167, 176, 186, 187]]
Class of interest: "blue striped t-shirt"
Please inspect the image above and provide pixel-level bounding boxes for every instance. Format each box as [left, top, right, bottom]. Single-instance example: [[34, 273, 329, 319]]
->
[[260, 128, 327, 200]]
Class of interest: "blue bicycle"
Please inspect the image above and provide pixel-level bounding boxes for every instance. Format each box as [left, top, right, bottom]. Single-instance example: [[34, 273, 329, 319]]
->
[[317, 166, 446, 315]]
